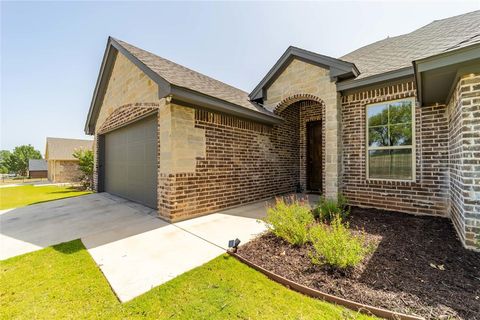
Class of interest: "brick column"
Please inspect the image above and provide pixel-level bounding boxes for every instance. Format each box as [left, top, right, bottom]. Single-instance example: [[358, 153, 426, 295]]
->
[[460, 73, 480, 249], [448, 73, 480, 250], [157, 98, 206, 221]]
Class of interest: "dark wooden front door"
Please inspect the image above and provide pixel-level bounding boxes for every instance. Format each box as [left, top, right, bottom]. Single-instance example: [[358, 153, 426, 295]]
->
[[307, 121, 322, 192]]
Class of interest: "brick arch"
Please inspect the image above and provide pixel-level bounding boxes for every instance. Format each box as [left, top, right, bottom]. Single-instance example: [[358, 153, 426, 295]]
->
[[97, 102, 161, 134], [274, 94, 325, 114]]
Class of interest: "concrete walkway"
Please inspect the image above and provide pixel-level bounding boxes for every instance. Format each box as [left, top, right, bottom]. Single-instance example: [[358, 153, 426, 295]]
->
[[83, 200, 271, 301], [1, 192, 318, 302]]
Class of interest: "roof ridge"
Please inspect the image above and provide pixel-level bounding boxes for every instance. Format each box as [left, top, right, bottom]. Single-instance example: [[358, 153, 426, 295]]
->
[[114, 38, 250, 96], [431, 9, 480, 23]]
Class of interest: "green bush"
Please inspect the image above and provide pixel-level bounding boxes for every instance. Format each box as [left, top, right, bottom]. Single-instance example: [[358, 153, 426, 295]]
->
[[262, 197, 314, 246], [312, 194, 350, 222], [72, 149, 94, 190], [309, 216, 371, 269]]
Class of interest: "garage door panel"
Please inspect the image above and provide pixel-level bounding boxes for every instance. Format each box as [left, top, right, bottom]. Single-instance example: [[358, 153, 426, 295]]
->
[[144, 141, 157, 164], [127, 123, 147, 142], [127, 143, 146, 163], [104, 115, 158, 209]]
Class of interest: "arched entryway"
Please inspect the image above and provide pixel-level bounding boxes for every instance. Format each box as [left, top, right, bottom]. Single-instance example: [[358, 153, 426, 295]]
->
[[274, 95, 326, 194]]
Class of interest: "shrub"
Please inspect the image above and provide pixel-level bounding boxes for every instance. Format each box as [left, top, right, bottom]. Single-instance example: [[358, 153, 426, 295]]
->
[[262, 197, 314, 246], [312, 194, 349, 222], [309, 216, 370, 269], [72, 149, 94, 190]]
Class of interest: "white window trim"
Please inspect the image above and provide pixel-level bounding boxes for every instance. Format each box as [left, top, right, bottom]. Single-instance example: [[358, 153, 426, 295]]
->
[[365, 97, 416, 182]]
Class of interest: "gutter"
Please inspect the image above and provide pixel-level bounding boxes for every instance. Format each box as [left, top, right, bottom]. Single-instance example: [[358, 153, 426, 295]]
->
[[170, 86, 284, 125], [337, 66, 414, 92]]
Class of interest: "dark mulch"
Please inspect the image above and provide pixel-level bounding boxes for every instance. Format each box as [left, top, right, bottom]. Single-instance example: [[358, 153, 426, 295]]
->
[[237, 207, 480, 319]]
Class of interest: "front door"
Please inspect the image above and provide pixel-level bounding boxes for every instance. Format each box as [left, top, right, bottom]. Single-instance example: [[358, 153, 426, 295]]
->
[[307, 121, 322, 192]]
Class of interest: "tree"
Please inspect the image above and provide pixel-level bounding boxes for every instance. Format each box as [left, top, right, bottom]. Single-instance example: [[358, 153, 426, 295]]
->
[[73, 149, 94, 189], [9, 145, 42, 176], [0, 150, 12, 174]]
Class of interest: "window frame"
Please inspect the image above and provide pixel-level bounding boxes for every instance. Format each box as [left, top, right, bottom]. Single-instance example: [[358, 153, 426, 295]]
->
[[365, 97, 416, 182]]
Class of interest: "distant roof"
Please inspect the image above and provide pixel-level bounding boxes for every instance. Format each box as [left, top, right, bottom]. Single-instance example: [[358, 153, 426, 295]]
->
[[341, 10, 480, 80], [28, 159, 47, 171], [45, 137, 93, 160]]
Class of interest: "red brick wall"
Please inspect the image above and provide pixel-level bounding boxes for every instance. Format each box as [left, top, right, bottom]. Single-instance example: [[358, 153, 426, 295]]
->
[[158, 106, 301, 221], [341, 79, 449, 216]]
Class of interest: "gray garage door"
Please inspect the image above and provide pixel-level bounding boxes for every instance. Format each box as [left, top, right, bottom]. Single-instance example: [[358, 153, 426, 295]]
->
[[104, 115, 157, 209]]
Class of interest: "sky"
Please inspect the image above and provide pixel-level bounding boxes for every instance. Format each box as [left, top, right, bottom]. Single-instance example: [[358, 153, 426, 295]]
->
[[1, 1, 479, 155]]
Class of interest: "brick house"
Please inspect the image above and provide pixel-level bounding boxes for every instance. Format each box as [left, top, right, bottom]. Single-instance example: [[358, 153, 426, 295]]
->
[[45, 137, 93, 182], [85, 11, 480, 249], [28, 159, 48, 179]]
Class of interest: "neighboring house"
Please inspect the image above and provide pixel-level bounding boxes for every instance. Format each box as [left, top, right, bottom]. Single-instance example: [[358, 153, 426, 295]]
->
[[45, 137, 93, 182], [28, 159, 48, 179], [85, 11, 480, 249]]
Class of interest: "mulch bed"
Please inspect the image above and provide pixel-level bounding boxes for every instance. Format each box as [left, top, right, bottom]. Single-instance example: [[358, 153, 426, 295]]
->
[[237, 207, 480, 319]]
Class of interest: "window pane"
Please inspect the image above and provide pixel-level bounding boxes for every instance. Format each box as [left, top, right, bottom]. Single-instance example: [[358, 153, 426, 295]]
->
[[369, 149, 412, 180], [368, 126, 388, 147], [389, 100, 412, 124], [367, 104, 388, 126], [390, 123, 412, 146]]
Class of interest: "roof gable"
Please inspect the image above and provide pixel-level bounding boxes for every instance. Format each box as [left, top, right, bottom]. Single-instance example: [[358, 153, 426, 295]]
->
[[45, 137, 93, 160], [249, 46, 359, 101], [85, 38, 281, 134]]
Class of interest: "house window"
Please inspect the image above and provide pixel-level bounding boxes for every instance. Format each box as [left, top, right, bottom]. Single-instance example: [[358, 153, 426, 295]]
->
[[366, 98, 415, 180]]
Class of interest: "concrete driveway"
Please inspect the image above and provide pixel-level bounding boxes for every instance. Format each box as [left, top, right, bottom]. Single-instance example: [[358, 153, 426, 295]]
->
[[0, 193, 159, 260], [0, 192, 274, 302]]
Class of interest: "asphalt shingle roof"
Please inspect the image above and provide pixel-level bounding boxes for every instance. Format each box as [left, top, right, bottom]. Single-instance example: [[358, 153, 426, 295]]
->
[[114, 39, 273, 116], [46, 137, 93, 160], [341, 10, 480, 79], [28, 159, 47, 171]]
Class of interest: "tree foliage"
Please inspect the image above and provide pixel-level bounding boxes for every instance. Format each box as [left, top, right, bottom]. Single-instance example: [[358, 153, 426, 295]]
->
[[2, 145, 42, 176], [73, 149, 94, 189], [0, 150, 12, 174]]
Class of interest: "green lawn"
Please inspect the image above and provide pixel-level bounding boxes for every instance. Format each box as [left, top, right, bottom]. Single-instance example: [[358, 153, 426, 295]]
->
[[1, 240, 375, 319], [0, 185, 91, 209]]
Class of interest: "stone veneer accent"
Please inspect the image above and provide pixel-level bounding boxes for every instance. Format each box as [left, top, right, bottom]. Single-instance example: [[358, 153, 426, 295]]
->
[[447, 73, 480, 249], [48, 160, 82, 183], [158, 101, 206, 174], [263, 58, 341, 199], [95, 52, 159, 133], [341, 79, 450, 216]]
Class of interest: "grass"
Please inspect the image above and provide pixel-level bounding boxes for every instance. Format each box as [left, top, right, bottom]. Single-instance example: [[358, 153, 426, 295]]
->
[[0, 185, 91, 209], [1, 240, 376, 319]]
